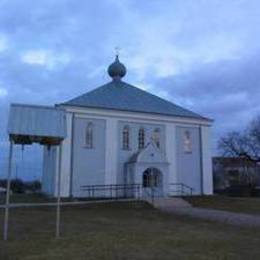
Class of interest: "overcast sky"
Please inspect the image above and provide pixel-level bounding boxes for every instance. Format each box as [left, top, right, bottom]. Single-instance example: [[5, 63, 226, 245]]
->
[[0, 0, 260, 179]]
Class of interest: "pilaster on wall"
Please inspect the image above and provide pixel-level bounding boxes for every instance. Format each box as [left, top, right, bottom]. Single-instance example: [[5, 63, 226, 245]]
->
[[54, 112, 73, 197], [105, 118, 118, 185], [201, 126, 213, 195], [165, 123, 177, 189]]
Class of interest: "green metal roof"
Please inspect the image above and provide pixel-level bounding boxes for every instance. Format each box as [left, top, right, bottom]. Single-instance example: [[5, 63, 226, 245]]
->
[[62, 79, 210, 121]]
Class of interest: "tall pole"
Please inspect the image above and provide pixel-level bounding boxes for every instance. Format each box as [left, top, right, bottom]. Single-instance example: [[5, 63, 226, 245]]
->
[[3, 140, 13, 241], [55, 144, 62, 238]]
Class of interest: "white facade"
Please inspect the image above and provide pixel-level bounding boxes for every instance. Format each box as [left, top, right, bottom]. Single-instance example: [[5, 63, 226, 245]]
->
[[42, 105, 213, 197], [42, 56, 213, 198]]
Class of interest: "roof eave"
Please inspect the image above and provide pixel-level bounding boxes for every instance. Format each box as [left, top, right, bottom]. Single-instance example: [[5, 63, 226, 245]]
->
[[58, 103, 213, 123]]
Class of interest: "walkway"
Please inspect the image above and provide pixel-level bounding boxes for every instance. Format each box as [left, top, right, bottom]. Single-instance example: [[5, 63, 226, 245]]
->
[[152, 198, 260, 227]]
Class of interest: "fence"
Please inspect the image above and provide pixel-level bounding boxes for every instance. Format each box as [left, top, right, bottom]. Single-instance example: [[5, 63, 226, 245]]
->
[[80, 184, 141, 199], [168, 183, 193, 196]]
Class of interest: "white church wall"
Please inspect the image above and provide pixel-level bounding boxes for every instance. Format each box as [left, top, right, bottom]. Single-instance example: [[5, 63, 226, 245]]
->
[[105, 118, 118, 185], [71, 116, 106, 197], [51, 106, 213, 198], [201, 126, 213, 195], [176, 126, 202, 195], [165, 122, 177, 188], [126, 164, 135, 185]]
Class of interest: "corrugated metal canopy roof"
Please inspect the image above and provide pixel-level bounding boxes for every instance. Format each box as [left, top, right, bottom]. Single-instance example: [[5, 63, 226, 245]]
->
[[62, 80, 211, 121], [8, 104, 66, 145]]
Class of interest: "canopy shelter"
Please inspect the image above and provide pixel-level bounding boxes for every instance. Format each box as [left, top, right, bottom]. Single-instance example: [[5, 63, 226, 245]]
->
[[8, 103, 66, 145], [3, 103, 67, 240]]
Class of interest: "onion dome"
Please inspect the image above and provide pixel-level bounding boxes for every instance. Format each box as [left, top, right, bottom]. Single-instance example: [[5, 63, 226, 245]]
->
[[107, 55, 127, 80]]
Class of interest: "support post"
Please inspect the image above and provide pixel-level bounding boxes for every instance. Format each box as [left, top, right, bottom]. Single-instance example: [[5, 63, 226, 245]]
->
[[55, 144, 62, 239], [3, 140, 14, 241]]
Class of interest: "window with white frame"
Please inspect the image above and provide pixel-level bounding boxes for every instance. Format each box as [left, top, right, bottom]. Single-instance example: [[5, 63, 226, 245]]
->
[[85, 122, 93, 148], [152, 128, 160, 148], [183, 130, 192, 153], [138, 128, 145, 149], [122, 125, 130, 150]]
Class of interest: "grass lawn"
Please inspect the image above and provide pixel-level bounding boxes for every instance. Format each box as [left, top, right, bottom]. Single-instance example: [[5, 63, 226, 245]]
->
[[185, 195, 260, 215], [0, 201, 260, 260], [0, 193, 72, 204]]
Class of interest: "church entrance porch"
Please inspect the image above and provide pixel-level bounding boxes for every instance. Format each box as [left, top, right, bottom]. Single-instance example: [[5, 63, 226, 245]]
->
[[126, 141, 170, 198]]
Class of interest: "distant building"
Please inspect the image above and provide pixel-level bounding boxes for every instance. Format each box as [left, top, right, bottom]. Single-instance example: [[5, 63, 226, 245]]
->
[[213, 157, 260, 189], [0, 187, 7, 194]]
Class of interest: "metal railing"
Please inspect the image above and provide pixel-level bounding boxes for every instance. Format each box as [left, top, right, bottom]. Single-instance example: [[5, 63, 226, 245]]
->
[[80, 184, 141, 199], [80, 183, 193, 200], [169, 183, 193, 196], [142, 186, 156, 204]]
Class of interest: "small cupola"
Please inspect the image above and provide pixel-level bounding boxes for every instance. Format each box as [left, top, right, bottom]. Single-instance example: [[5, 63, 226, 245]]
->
[[107, 55, 127, 80]]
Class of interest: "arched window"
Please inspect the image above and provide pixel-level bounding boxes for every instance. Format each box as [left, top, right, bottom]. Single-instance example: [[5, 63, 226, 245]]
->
[[122, 126, 130, 150], [152, 128, 160, 148], [85, 122, 93, 148], [184, 130, 192, 153], [138, 128, 145, 149]]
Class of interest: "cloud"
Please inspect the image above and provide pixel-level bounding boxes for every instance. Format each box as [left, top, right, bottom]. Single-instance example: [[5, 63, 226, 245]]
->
[[21, 49, 71, 70], [0, 34, 8, 52], [0, 87, 8, 97], [0, 0, 260, 178], [119, 0, 260, 80], [151, 50, 260, 154]]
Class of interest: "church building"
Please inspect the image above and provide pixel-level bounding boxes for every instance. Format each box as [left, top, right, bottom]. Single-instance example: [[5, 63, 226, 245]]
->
[[42, 56, 213, 197]]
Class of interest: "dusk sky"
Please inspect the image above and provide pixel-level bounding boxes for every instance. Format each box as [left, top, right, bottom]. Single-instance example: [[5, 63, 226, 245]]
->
[[0, 0, 260, 180]]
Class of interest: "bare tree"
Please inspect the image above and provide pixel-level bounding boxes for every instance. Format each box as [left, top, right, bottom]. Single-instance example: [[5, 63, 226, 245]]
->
[[218, 115, 260, 163]]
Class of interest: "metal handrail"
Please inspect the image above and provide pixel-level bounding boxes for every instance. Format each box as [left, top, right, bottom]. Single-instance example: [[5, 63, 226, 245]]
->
[[169, 183, 193, 196], [142, 186, 155, 204], [80, 183, 141, 199]]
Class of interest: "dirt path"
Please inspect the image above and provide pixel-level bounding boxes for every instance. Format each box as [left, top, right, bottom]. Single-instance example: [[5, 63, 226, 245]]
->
[[154, 198, 260, 227]]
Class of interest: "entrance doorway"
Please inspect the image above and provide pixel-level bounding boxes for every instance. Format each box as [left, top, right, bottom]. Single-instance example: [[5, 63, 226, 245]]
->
[[142, 168, 163, 196]]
